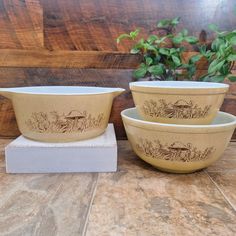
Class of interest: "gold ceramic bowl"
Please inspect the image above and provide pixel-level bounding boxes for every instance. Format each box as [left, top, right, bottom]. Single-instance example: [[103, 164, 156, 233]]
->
[[0, 86, 125, 142], [130, 81, 229, 125], [122, 107, 236, 173]]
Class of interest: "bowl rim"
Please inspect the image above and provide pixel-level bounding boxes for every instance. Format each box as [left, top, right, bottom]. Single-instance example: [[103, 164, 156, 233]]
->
[[121, 107, 236, 130], [129, 81, 229, 95], [0, 86, 125, 96], [130, 81, 229, 89]]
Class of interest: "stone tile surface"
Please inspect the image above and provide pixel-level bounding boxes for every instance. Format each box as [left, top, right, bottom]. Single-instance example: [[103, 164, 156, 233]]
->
[[0, 139, 12, 172], [0, 139, 98, 236], [207, 172, 236, 212], [85, 141, 236, 236], [0, 139, 236, 236], [206, 143, 236, 211], [206, 143, 236, 173]]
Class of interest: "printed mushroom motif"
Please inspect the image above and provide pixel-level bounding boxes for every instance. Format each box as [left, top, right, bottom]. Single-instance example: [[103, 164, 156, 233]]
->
[[168, 141, 190, 158], [65, 110, 85, 121], [173, 100, 191, 109]]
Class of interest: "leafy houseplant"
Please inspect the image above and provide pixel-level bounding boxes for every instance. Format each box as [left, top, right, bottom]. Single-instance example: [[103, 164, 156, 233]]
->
[[117, 18, 236, 82], [199, 24, 236, 82], [117, 17, 199, 81]]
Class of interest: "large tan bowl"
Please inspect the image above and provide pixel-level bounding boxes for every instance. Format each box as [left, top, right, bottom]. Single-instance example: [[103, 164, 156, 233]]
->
[[121, 107, 236, 173], [130, 81, 229, 125], [0, 86, 125, 142]]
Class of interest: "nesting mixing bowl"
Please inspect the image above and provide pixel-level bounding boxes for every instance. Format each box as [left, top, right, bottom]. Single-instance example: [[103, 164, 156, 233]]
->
[[0, 86, 125, 142], [122, 107, 236, 173], [130, 81, 229, 125]]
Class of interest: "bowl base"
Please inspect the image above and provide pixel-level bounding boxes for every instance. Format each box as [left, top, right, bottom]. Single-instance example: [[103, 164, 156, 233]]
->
[[151, 165, 204, 174], [22, 129, 106, 143]]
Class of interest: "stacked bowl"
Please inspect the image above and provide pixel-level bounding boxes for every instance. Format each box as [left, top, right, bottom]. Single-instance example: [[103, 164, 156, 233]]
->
[[122, 81, 236, 173]]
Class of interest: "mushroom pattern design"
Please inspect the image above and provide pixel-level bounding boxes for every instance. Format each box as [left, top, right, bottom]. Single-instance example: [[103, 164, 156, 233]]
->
[[142, 99, 211, 119], [136, 138, 215, 162], [25, 110, 104, 133]]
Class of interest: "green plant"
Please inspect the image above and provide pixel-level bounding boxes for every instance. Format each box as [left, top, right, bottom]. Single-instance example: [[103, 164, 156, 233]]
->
[[117, 18, 236, 82], [199, 24, 236, 82], [117, 17, 200, 81]]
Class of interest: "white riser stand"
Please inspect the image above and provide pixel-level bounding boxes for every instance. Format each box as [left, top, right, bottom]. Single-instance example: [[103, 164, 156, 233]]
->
[[5, 124, 117, 173]]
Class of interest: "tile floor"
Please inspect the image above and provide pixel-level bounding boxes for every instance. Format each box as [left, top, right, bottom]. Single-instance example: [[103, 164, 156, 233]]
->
[[0, 139, 235, 236]]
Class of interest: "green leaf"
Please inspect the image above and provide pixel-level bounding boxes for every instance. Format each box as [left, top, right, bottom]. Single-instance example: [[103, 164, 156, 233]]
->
[[176, 46, 186, 53], [228, 76, 236, 82], [202, 76, 211, 82], [147, 35, 158, 43], [218, 31, 229, 38], [208, 60, 225, 74], [166, 76, 175, 81], [153, 55, 161, 63], [211, 38, 224, 51], [182, 29, 188, 36], [157, 19, 171, 27], [130, 48, 140, 54], [170, 48, 177, 54], [189, 54, 202, 64], [155, 36, 168, 44], [172, 35, 184, 44], [210, 76, 226, 82], [187, 64, 196, 77], [145, 57, 153, 66], [133, 64, 147, 79], [185, 36, 198, 44], [227, 54, 236, 61], [208, 24, 219, 32], [230, 36, 236, 45], [133, 39, 145, 49], [199, 45, 207, 54], [220, 64, 230, 75], [171, 17, 180, 26], [205, 50, 214, 60], [148, 65, 164, 76], [208, 60, 218, 73], [159, 48, 170, 56], [181, 64, 190, 69], [203, 76, 225, 83], [225, 32, 236, 40], [218, 44, 227, 57], [116, 34, 131, 43], [172, 55, 181, 66], [146, 44, 157, 52], [129, 29, 140, 40]]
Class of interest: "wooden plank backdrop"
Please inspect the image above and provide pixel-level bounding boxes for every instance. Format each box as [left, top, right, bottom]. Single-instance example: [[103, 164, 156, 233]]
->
[[0, 0, 236, 139]]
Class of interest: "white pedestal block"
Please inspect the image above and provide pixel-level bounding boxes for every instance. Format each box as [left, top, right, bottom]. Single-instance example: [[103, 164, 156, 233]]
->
[[5, 124, 117, 173]]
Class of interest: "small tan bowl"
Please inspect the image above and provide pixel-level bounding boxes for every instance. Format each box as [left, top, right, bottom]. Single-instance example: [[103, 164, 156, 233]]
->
[[0, 86, 125, 142], [130, 81, 229, 125], [121, 107, 236, 173]]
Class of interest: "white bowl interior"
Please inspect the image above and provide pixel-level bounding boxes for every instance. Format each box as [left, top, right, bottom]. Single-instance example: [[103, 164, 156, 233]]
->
[[2, 86, 123, 95], [122, 108, 236, 126], [130, 81, 229, 89]]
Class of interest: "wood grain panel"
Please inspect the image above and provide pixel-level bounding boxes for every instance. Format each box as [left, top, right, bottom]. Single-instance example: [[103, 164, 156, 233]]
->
[[0, 68, 235, 140], [41, 0, 236, 51], [1, 49, 236, 70], [0, 0, 236, 140], [0, 49, 141, 68], [0, 0, 43, 49]]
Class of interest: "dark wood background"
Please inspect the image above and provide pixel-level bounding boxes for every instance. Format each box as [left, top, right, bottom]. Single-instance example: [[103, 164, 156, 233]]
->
[[0, 0, 236, 139]]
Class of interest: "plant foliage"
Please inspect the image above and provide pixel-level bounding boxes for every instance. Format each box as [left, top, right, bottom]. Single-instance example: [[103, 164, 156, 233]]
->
[[199, 24, 236, 82], [117, 18, 236, 82]]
